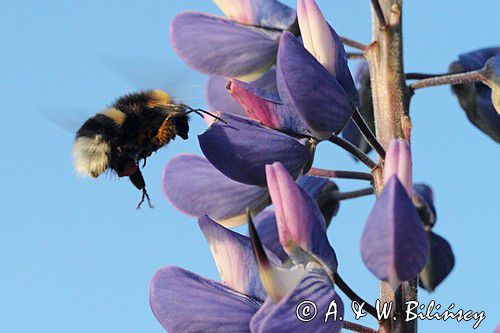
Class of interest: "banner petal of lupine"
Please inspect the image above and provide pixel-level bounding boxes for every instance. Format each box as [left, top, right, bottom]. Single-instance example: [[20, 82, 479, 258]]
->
[[163, 154, 269, 227], [171, 12, 281, 77], [150, 266, 261, 332]]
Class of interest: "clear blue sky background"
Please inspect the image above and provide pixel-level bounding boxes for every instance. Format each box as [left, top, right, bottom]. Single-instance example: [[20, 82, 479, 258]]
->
[[1, 1, 498, 332]]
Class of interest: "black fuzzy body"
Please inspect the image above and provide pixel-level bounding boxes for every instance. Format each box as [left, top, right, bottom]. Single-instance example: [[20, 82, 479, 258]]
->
[[74, 90, 189, 196]]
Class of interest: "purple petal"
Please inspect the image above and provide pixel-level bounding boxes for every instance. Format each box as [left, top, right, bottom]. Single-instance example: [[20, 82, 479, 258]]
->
[[150, 266, 260, 332], [419, 232, 455, 292], [277, 32, 353, 140], [266, 162, 337, 274], [213, 0, 296, 30], [252, 66, 278, 94], [360, 175, 430, 289], [198, 113, 315, 187], [171, 12, 281, 77], [199, 216, 274, 301], [254, 209, 289, 263], [412, 183, 437, 228], [384, 139, 412, 194], [206, 76, 246, 120], [250, 267, 343, 333], [254, 177, 338, 263], [163, 154, 269, 227], [227, 79, 309, 134]]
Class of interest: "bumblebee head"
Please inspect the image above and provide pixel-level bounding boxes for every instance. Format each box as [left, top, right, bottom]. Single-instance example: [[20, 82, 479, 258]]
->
[[171, 113, 189, 140]]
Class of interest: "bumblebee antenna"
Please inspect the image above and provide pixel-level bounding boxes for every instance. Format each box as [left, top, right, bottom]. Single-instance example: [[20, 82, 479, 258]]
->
[[137, 187, 154, 209], [183, 105, 227, 124]]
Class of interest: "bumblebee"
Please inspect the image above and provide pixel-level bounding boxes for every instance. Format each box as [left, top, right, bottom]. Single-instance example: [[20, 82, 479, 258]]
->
[[73, 89, 220, 208]]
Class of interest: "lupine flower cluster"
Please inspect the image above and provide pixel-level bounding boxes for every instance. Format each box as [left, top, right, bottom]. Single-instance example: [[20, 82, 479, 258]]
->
[[150, 0, 499, 332]]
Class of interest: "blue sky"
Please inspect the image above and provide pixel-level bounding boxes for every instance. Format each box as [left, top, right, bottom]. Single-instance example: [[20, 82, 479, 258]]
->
[[1, 1, 498, 332]]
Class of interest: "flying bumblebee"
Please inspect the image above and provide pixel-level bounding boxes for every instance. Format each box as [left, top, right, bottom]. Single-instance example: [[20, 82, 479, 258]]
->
[[73, 89, 221, 209]]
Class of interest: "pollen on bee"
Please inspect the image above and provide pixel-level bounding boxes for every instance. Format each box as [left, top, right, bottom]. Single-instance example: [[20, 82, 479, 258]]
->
[[155, 117, 177, 146]]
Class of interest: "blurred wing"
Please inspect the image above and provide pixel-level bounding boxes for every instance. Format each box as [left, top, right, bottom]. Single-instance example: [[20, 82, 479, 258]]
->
[[99, 54, 205, 104], [39, 107, 90, 134]]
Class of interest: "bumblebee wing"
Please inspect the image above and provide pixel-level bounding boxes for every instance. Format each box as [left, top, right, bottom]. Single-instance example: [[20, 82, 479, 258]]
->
[[99, 54, 204, 104], [100, 54, 183, 91], [39, 106, 91, 133]]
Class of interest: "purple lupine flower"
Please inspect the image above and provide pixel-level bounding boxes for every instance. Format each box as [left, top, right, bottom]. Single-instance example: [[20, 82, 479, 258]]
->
[[152, 165, 343, 332], [276, 31, 354, 139], [199, 1, 358, 186], [265, 162, 337, 274], [249, 162, 343, 333], [150, 216, 274, 332], [199, 113, 316, 186], [163, 152, 340, 227], [360, 139, 429, 289], [215, 0, 356, 138], [341, 62, 375, 153], [243, 177, 338, 264], [171, 0, 296, 79], [449, 47, 500, 142]]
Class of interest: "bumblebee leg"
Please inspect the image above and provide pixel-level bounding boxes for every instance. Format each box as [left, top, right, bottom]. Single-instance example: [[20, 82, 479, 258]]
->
[[137, 187, 154, 210], [153, 117, 174, 147]]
